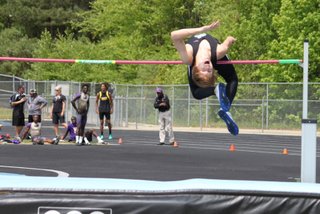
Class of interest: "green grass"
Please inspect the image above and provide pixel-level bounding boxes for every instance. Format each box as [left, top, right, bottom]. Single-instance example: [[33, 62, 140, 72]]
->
[[0, 107, 13, 120]]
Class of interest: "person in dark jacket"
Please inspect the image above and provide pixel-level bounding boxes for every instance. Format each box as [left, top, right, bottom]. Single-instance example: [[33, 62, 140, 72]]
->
[[154, 87, 175, 145]]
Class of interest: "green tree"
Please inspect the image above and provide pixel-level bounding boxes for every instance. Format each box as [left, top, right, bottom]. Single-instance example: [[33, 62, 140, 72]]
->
[[258, 0, 320, 82], [0, 0, 91, 38], [0, 27, 37, 76]]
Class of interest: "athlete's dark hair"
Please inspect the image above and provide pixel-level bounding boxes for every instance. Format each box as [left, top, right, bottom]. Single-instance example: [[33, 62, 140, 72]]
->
[[82, 83, 89, 89], [101, 82, 108, 89], [17, 85, 24, 91]]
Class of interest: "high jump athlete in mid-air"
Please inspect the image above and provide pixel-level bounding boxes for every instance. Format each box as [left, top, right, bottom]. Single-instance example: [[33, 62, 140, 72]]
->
[[171, 20, 239, 135]]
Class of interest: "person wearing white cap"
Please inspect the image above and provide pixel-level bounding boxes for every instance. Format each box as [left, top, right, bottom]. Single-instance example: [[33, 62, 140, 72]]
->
[[27, 89, 48, 123], [154, 87, 176, 145]]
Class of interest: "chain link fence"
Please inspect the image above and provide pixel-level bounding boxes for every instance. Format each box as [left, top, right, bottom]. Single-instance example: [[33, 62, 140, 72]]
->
[[0, 74, 319, 131]]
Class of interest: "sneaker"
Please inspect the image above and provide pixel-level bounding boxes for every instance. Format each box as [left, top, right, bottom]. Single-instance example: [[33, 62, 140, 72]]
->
[[157, 142, 165, 145], [108, 134, 113, 140], [218, 109, 239, 136], [53, 137, 60, 145], [26, 133, 32, 140], [215, 83, 230, 112], [99, 135, 104, 140], [84, 137, 91, 145], [97, 137, 104, 144]]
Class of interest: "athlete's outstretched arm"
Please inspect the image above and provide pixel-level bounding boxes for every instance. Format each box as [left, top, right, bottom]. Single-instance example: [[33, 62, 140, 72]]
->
[[171, 20, 220, 64]]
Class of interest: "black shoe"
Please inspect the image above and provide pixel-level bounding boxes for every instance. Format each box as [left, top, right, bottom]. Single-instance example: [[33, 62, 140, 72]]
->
[[53, 137, 59, 145], [157, 142, 165, 145]]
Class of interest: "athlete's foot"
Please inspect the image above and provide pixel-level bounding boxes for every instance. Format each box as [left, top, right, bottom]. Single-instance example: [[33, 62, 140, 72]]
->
[[215, 83, 230, 112], [99, 135, 104, 140], [218, 109, 239, 136], [84, 137, 91, 145], [53, 137, 60, 145], [108, 134, 112, 140], [97, 137, 104, 144], [15, 136, 21, 142]]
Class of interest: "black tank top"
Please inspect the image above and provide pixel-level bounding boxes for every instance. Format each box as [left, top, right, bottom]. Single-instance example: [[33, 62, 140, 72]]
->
[[98, 91, 111, 113], [186, 33, 219, 88]]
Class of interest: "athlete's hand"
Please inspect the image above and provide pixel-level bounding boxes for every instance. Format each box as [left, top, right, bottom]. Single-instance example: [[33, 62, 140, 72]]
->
[[202, 20, 220, 32], [110, 109, 113, 114], [96, 109, 99, 114]]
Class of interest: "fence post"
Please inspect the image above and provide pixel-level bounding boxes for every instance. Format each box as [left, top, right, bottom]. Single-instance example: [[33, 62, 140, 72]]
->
[[172, 85, 175, 125], [205, 98, 208, 127], [12, 74, 15, 92], [140, 85, 143, 124], [266, 83, 269, 129], [261, 97, 264, 132], [125, 85, 129, 127], [199, 99, 202, 131], [188, 86, 190, 126]]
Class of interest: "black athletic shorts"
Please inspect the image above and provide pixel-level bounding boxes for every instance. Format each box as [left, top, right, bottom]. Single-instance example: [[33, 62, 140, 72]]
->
[[99, 112, 111, 120], [52, 112, 65, 124], [12, 111, 25, 126]]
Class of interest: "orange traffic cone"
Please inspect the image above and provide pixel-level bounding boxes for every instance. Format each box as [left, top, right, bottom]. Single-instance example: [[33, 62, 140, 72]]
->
[[172, 141, 179, 148], [118, 137, 123, 144], [229, 144, 236, 152], [282, 148, 288, 155]]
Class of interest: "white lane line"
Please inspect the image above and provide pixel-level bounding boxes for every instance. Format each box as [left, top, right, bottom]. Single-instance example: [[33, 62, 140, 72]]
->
[[0, 165, 69, 177]]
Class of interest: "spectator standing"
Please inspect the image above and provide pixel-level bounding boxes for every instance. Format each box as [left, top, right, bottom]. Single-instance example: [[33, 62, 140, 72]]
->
[[50, 85, 67, 138], [10, 85, 27, 140], [154, 87, 175, 145], [27, 89, 48, 123], [71, 84, 90, 145], [96, 83, 113, 140]]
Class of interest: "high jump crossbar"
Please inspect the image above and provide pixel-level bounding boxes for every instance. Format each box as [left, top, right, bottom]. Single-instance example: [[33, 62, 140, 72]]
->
[[0, 57, 302, 65]]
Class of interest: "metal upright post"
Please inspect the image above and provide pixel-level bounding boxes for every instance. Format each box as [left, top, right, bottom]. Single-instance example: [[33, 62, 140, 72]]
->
[[125, 85, 129, 127], [301, 40, 317, 183], [302, 40, 309, 119]]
